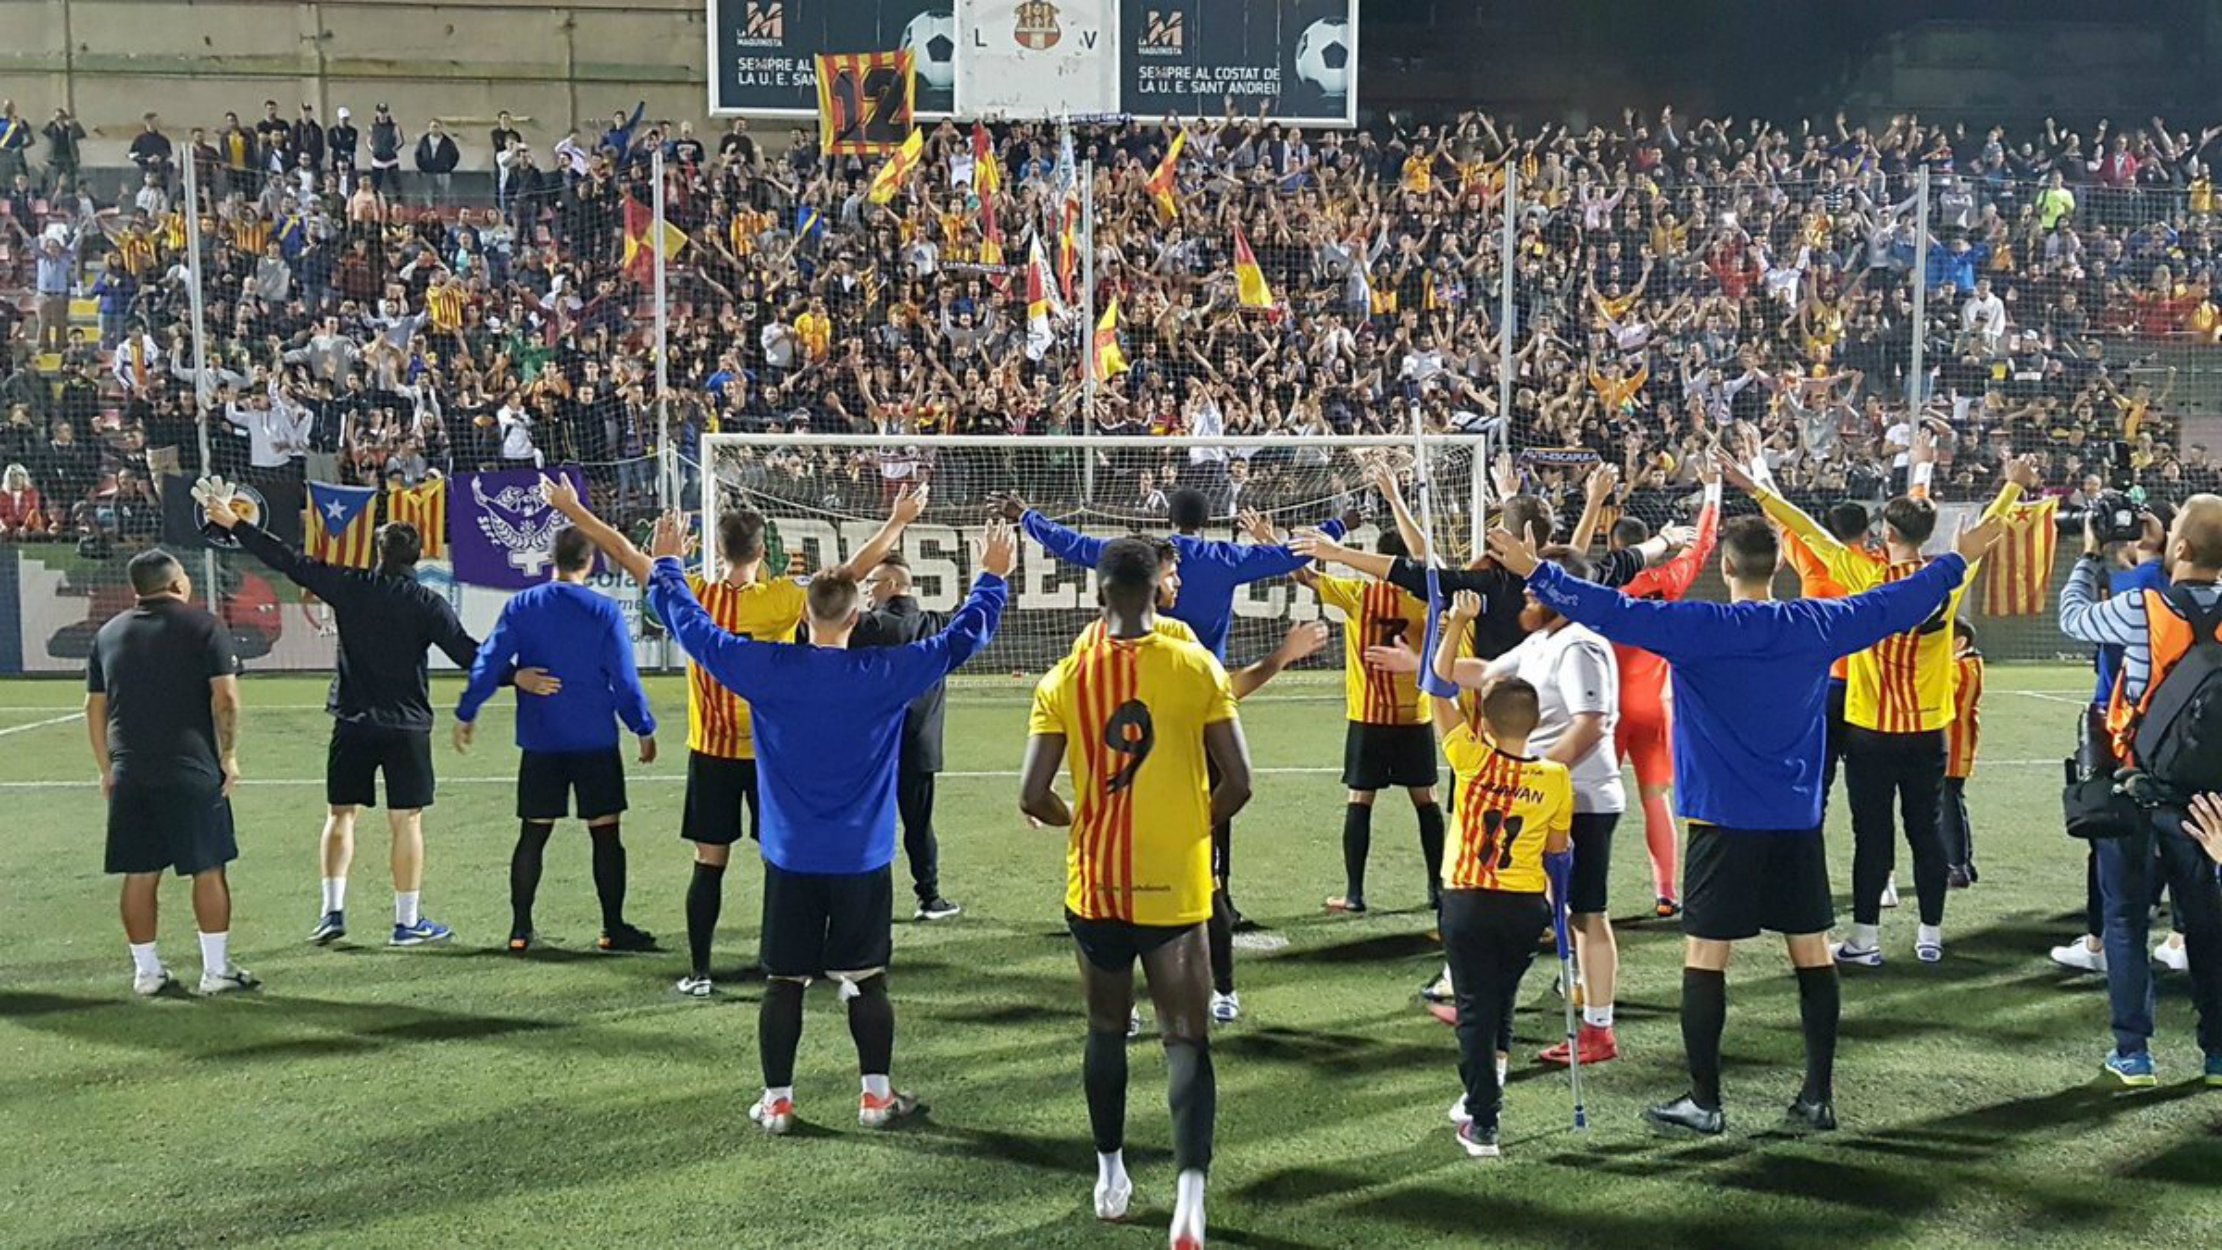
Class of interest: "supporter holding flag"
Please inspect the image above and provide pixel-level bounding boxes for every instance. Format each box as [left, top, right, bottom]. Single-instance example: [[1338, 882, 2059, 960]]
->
[[868, 129, 924, 206]]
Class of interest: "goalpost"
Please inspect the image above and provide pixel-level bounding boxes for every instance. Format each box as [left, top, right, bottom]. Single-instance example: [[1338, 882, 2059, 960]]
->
[[696, 432, 1495, 676]]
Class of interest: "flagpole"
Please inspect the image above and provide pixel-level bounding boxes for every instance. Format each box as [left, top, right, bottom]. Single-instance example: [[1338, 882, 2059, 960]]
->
[[183, 152, 218, 612], [1080, 158, 1096, 508], [1492, 161, 1517, 554]]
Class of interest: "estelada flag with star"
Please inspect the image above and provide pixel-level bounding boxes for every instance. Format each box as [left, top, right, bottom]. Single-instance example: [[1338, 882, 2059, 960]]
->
[[307, 481, 380, 569]]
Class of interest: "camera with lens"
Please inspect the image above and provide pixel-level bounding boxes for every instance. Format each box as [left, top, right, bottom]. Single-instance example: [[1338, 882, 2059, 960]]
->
[[2090, 491, 2146, 545]]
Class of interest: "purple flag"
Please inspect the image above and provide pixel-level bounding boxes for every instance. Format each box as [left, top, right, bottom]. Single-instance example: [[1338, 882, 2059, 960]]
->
[[450, 467, 587, 590]]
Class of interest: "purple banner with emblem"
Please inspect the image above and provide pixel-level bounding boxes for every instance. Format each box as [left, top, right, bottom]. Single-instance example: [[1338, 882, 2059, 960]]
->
[[449, 467, 587, 590]]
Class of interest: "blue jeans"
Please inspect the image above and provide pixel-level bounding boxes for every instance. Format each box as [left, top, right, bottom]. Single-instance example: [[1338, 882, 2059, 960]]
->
[[2096, 808, 2222, 1058]]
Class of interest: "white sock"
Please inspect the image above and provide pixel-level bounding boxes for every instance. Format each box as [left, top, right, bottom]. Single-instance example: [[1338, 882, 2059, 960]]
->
[[1918, 924, 1943, 949], [321, 877, 346, 913], [395, 891, 420, 928], [765, 1085, 793, 1106], [1582, 1004, 1614, 1030], [1494, 1055, 1508, 1087], [862, 1073, 891, 1100], [1850, 922, 1880, 949], [1097, 1149, 1128, 1187], [1173, 1168, 1207, 1230], [198, 930, 229, 979], [128, 941, 162, 978]]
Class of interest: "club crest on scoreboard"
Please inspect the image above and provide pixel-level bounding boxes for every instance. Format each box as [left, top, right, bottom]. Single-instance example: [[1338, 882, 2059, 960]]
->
[[1012, 0, 1062, 51]]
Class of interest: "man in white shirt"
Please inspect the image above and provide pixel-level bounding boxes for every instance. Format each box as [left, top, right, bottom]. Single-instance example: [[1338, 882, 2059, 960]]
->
[[494, 394, 540, 468], [1961, 278, 2007, 356], [1458, 548, 1627, 1068], [225, 386, 310, 471]]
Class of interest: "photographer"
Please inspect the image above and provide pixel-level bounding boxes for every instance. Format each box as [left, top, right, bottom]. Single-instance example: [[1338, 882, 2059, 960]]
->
[[2052, 496, 2170, 977], [2057, 496, 2222, 1088]]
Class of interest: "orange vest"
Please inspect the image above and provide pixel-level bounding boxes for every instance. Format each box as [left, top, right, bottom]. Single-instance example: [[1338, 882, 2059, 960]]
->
[[2109, 587, 2222, 763]]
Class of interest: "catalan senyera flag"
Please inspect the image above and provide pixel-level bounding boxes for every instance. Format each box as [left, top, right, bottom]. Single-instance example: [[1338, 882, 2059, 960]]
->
[[1233, 227, 1274, 310], [1146, 128, 1186, 222], [868, 128, 925, 206], [1057, 200, 1080, 304], [1091, 299, 1130, 382], [1981, 496, 2061, 617], [386, 477, 448, 560], [307, 481, 380, 570], [1025, 234, 1054, 361], [621, 195, 687, 284], [980, 194, 1008, 294], [972, 122, 1001, 197]]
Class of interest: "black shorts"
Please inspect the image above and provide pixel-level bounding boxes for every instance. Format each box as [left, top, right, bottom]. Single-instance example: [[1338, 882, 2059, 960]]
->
[[759, 862, 894, 978], [1342, 722, 1439, 791], [106, 781, 238, 877], [1567, 810, 1619, 915], [681, 751, 759, 846], [1066, 910, 1200, 973], [1682, 823, 1834, 941], [327, 724, 435, 810], [517, 748, 628, 823]]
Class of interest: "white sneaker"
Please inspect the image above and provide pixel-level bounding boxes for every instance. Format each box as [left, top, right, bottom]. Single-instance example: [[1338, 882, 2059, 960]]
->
[[1447, 1094, 1473, 1126], [1915, 935, 1944, 964], [1879, 878, 1900, 909], [131, 967, 177, 998], [675, 974, 714, 999], [1209, 991, 1241, 1024], [858, 1089, 919, 1128], [197, 965, 261, 996], [2154, 937, 2190, 973], [1830, 941, 1883, 968], [1093, 1172, 1133, 1222], [2050, 940, 2107, 975], [1128, 1006, 1145, 1039], [748, 1092, 794, 1135]]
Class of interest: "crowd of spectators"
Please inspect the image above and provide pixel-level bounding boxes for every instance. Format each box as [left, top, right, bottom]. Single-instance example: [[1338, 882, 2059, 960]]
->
[[3, 94, 2221, 550]]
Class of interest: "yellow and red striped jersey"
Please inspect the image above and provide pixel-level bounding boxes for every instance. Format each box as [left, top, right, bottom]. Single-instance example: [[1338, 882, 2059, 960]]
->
[[112, 230, 158, 277], [683, 573, 806, 759], [1440, 729, 1570, 895], [1946, 648, 1984, 779], [1980, 498, 2060, 618], [1316, 574, 1429, 726], [1030, 632, 1237, 927], [424, 285, 467, 333], [1070, 616, 1197, 654]]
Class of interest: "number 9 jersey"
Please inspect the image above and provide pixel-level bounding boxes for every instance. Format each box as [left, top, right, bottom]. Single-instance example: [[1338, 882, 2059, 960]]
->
[[1029, 633, 1239, 927], [1440, 724, 1573, 895]]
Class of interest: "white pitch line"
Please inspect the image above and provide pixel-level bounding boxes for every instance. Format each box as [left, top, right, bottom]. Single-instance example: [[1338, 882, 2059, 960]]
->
[[0, 712, 83, 738], [2003, 689, 2092, 706], [0, 760, 2076, 790]]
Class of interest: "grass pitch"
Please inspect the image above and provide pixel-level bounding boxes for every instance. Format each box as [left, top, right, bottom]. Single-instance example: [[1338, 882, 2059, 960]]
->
[[0, 666, 2217, 1250]]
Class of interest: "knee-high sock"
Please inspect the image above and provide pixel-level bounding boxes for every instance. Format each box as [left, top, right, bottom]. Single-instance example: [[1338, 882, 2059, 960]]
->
[[589, 825, 627, 930], [1642, 792, 1679, 900], [1084, 1028, 1129, 1154], [1342, 802, 1373, 901], [1207, 888, 1235, 995], [1795, 965, 1840, 1104], [1682, 967, 1727, 1111], [509, 822, 552, 932], [1164, 1039, 1217, 1175], [1415, 802, 1446, 909], [760, 978, 807, 1089], [847, 975, 894, 1077], [685, 861, 725, 977]]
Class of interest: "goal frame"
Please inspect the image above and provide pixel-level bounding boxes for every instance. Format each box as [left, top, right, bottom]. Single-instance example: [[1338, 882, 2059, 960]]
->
[[696, 432, 1496, 581]]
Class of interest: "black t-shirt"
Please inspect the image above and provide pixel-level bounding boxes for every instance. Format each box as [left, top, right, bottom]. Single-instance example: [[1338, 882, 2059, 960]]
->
[[87, 597, 240, 787]]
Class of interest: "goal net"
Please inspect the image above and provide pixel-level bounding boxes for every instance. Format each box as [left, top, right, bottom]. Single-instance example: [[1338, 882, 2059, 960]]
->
[[697, 432, 1495, 676]]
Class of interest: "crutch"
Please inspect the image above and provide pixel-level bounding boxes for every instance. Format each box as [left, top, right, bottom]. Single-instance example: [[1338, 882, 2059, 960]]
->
[[1548, 850, 1588, 1132]]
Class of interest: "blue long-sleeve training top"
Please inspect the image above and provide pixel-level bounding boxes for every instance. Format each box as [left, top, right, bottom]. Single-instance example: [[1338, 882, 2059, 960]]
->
[[1021, 511, 1344, 659], [648, 557, 1008, 875], [1525, 555, 1968, 831], [457, 581, 655, 752]]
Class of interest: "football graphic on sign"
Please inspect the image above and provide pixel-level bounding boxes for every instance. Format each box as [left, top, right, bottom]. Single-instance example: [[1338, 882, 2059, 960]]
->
[[903, 10, 958, 91], [1294, 16, 1351, 98]]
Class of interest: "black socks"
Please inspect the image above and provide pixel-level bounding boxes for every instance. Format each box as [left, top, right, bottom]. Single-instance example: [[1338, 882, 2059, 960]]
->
[[847, 975, 894, 1077], [1084, 1028, 1130, 1154], [760, 977, 807, 1089], [589, 824, 627, 930], [1207, 888, 1235, 995], [686, 860, 726, 977], [1416, 802, 1446, 909], [1164, 1039, 1217, 1175], [510, 821, 552, 933], [1796, 965, 1840, 1104], [1341, 803, 1372, 901], [1682, 967, 1728, 1111]]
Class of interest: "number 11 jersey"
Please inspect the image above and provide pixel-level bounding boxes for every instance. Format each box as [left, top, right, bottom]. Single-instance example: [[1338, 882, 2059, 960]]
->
[[1440, 725, 1572, 895], [1030, 631, 1238, 927]]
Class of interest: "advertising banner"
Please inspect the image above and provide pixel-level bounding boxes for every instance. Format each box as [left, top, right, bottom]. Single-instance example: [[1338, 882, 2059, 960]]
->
[[708, 0, 957, 118], [1119, 0, 1355, 126]]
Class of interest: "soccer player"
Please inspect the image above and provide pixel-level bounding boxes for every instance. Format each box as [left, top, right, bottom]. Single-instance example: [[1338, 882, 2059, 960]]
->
[[1438, 547, 1625, 1068], [555, 486, 1013, 1132], [674, 487, 927, 998], [855, 551, 964, 924], [1426, 598, 1571, 1159], [1942, 621, 1984, 888], [1000, 488, 1344, 926], [201, 482, 553, 948], [86, 549, 259, 996], [456, 526, 659, 954], [1020, 537, 1254, 1247], [1603, 464, 1720, 917], [1733, 434, 2035, 964], [1295, 532, 1446, 919], [1485, 497, 2001, 1134]]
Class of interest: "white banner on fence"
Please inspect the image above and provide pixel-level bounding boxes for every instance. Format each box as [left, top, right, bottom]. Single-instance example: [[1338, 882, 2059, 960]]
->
[[955, 0, 1119, 119]]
